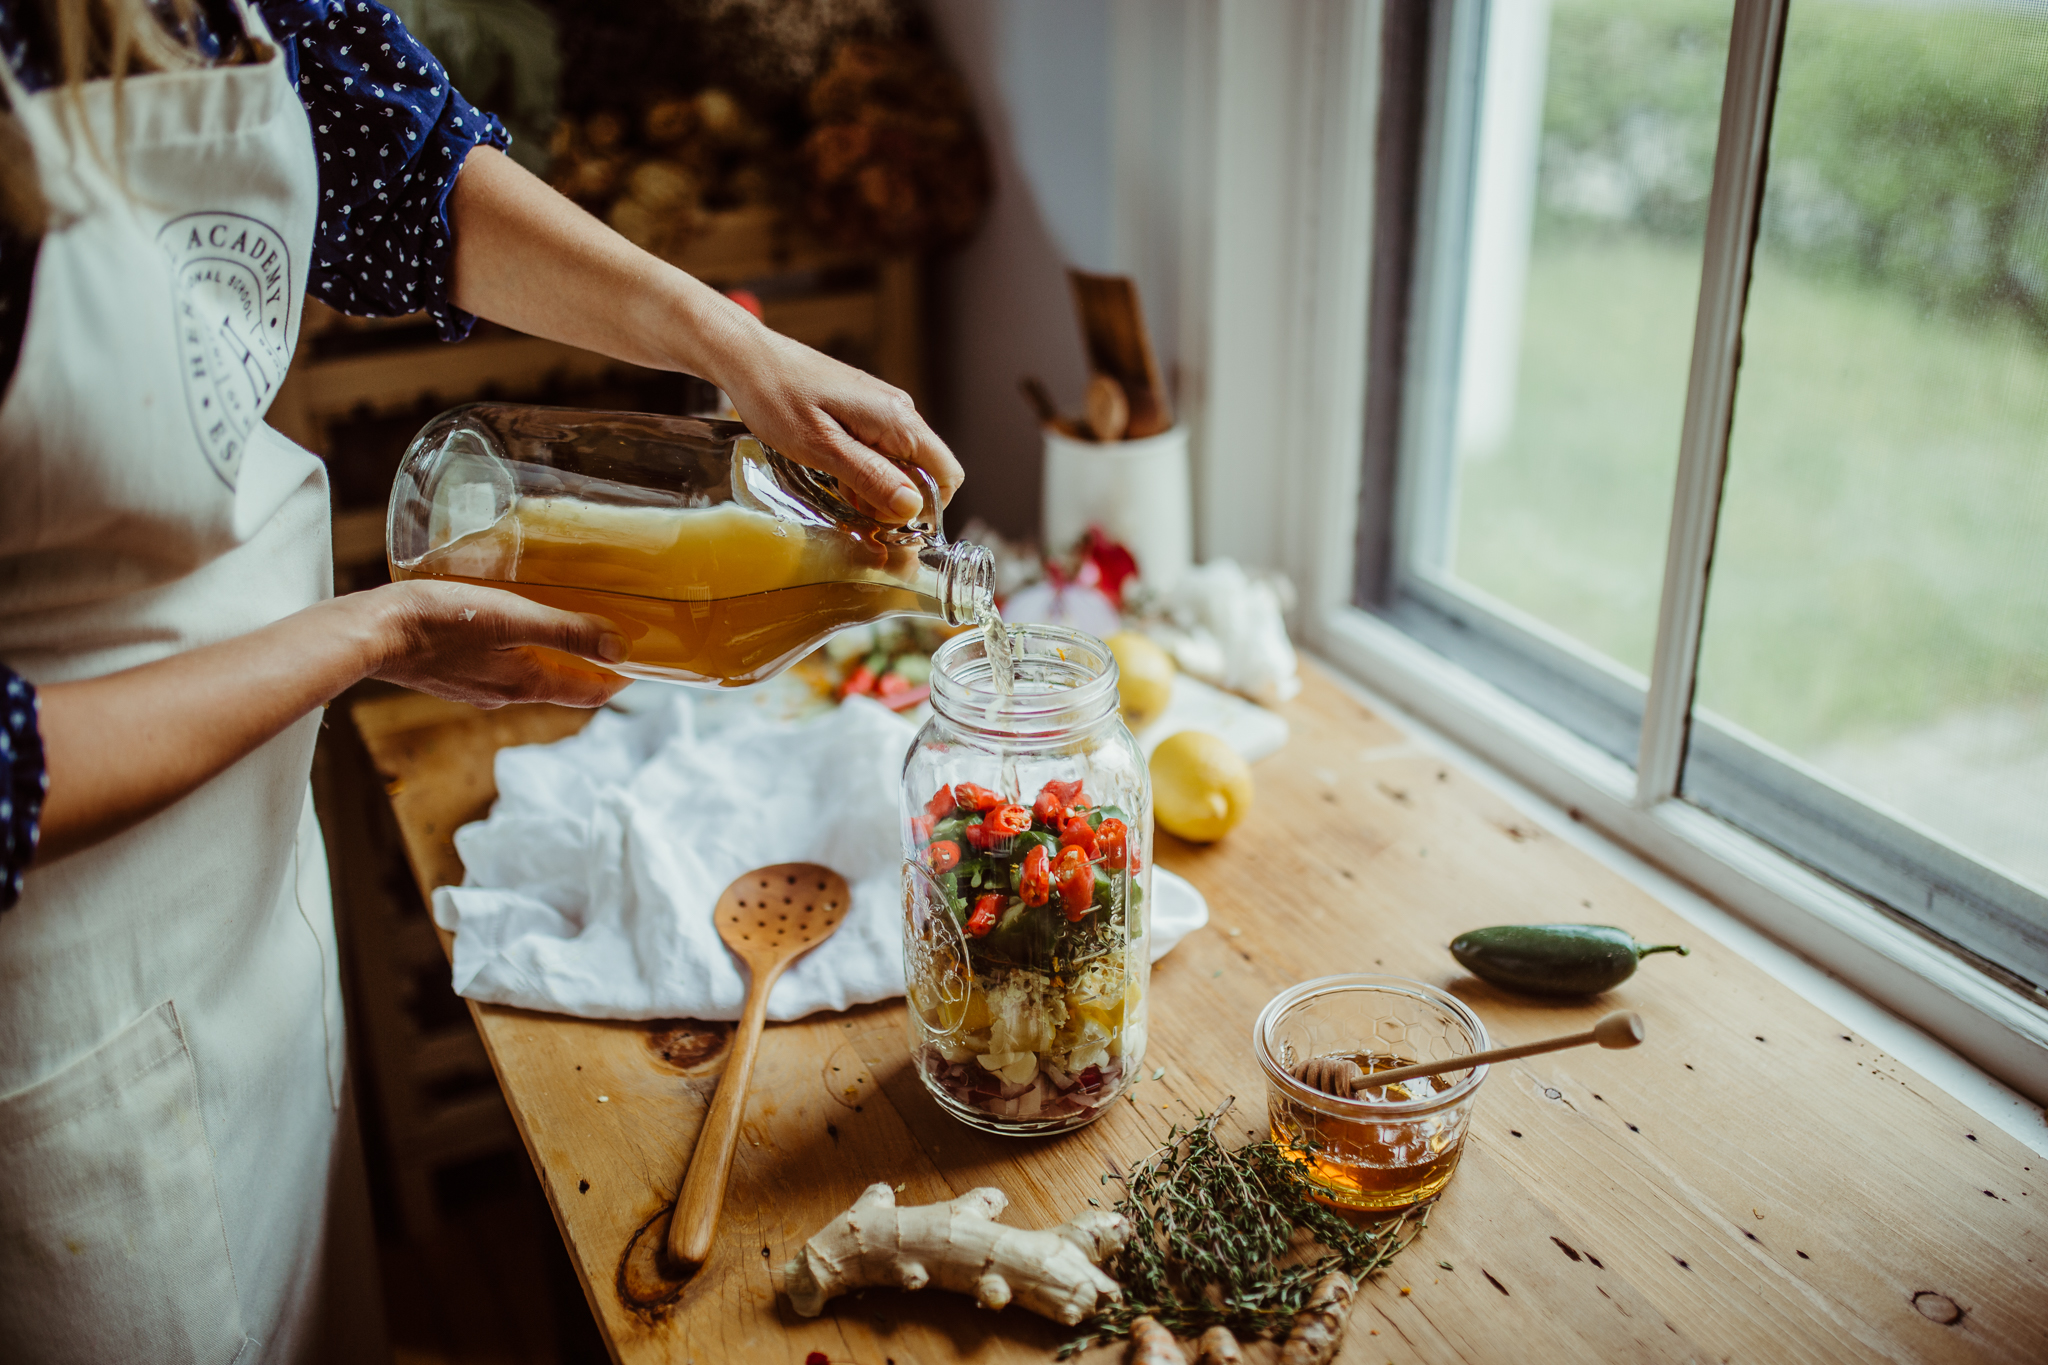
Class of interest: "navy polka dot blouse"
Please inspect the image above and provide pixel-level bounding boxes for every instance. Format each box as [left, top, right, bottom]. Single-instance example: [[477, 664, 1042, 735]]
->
[[1, 674, 40, 910], [0, 0, 509, 907], [1, 0, 510, 340]]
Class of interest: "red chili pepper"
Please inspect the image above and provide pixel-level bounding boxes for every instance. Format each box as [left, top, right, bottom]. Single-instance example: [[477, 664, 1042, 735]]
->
[[1019, 844, 1051, 906], [909, 812, 936, 845], [967, 893, 1004, 937], [1055, 846, 1093, 921], [925, 785, 957, 819], [954, 782, 1003, 813], [1059, 819, 1097, 858], [927, 840, 961, 873], [1095, 817, 1129, 870], [986, 804, 1031, 839], [962, 821, 994, 851], [839, 664, 877, 699], [1033, 778, 1084, 826]]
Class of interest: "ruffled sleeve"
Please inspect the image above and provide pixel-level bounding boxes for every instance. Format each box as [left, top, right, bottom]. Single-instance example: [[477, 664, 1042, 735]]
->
[[258, 0, 511, 340], [1, 668, 45, 911]]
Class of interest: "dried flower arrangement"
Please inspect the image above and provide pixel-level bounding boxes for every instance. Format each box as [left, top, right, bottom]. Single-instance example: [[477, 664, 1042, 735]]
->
[[540, 0, 989, 259]]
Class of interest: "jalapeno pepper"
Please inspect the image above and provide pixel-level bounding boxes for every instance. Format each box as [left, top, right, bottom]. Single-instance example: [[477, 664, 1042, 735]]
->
[[1019, 843, 1051, 906], [967, 892, 1004, 937], [954, 783, 1003, 813], [1054, 846, 1093, 921], [927, 840, 961, 873], [986, 804, 1031, 839], [925, 786, 957, 820]]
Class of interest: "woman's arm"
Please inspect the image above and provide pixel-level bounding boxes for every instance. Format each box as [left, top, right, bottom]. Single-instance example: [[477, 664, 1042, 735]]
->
[[31, 582, 626, 865], [444, 146, 963, 522]]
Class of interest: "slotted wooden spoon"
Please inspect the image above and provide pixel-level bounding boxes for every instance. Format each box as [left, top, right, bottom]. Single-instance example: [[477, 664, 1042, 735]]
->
[[666, 862, 849, 1274]]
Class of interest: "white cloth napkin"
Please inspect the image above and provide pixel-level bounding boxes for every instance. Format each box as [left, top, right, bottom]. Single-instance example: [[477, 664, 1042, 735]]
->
[[433, 690, 1210, 1022]]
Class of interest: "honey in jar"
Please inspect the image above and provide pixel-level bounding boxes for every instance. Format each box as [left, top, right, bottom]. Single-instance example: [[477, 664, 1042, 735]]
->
[[1270, 1053, 1470, 1211], [1254, 975, 1492, 1214]]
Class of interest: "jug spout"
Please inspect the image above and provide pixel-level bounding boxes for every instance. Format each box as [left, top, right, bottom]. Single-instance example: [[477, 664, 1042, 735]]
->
[[930, 540, 995, 628]]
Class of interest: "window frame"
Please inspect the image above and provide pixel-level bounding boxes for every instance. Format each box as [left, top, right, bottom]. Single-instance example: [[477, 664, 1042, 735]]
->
[[1223, 0, 2048, 1100]]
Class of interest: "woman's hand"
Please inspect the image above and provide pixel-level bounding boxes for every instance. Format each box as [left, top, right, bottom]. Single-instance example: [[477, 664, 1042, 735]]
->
[[363, 580, 630, 711], [712, 324, 964, 523], [34, 582, 628, 865]]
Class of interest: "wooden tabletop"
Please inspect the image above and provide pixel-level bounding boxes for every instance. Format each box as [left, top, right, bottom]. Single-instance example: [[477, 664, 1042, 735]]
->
[[353, 664, 2047, 1364]]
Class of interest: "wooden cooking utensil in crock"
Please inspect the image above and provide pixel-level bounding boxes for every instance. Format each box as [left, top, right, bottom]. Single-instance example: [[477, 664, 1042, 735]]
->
[[666, 863, 849, 1274]]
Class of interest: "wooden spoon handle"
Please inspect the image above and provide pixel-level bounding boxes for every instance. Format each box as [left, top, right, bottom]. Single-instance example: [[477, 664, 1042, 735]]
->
[[1350, 1012, 1644, 1091], [666, 968, 781, 1272]]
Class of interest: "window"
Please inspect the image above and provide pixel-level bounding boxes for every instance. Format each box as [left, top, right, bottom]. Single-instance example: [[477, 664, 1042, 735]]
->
[[1361, 0, 2048, 992]]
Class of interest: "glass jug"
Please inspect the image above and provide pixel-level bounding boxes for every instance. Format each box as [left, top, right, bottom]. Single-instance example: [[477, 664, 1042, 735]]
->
[[901, 624, 1153, 1134], [385, 402, 994, 686]]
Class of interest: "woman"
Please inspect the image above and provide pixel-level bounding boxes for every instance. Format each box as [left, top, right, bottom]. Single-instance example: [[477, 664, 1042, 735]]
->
[[0, 1, 962, 1359]]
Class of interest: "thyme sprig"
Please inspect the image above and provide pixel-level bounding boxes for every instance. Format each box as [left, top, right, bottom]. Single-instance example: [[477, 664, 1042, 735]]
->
[[1059, 1100, 1421, 1356]]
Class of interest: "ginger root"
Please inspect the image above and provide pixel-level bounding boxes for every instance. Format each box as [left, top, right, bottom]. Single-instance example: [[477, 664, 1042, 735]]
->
[[1277, 1271, 1358, 1364], [783, 1182, 1130, 1325], [1194, 1324, 1244, 1363], [1128, 1314, 1188, 1363]]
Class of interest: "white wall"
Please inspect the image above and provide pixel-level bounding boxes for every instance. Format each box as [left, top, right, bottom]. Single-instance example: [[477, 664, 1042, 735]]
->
[[923, 0, 1198, 542]]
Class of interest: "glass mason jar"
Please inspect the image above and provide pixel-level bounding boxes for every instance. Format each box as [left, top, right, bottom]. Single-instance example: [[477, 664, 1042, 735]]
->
[[1255, 975, 1490, 1212], [385, 402, 994, 687], [901, 625, 1152, 1134]]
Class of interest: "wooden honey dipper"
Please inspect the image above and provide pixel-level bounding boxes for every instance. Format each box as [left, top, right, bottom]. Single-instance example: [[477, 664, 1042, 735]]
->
[[1293, 1011, 1645, 1096]]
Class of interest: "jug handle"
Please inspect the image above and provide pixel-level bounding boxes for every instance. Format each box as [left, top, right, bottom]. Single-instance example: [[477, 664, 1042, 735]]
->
[[901, 461, 944, 541], [872, 460, 945, 545]]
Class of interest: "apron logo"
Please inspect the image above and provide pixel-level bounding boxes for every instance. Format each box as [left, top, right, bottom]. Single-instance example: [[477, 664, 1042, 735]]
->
[[157, 212, 294, 490]]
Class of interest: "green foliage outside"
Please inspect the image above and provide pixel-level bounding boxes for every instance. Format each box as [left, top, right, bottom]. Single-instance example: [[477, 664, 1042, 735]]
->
[[1538, 0, 2048, 334], [1455, 233, 2048, 752], [1454, 0, 2048, 756]]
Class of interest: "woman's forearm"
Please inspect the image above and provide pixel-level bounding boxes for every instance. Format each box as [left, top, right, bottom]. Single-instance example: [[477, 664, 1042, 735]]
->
[[443, 146, 963, 519], [33, 594, 390, 863], [445, 145, 760, 383], [31, 579, 628, 867]]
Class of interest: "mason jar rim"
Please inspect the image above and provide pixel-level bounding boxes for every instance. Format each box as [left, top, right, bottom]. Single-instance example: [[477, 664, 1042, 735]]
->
[[1254, 974, 1491, 1116], [929, 622, 1121, 736]]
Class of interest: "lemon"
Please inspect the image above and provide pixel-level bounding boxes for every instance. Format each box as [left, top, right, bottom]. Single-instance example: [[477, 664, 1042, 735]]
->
[[1107, 629, 1175, 729], [1151, 731, 1253, 842]]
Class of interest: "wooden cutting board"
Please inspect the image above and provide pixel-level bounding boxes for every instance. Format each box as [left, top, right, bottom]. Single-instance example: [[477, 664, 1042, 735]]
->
[[352, 662, 2047, 1364]]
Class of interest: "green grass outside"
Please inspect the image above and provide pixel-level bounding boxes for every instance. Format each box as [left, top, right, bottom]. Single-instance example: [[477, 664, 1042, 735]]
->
[[1452, 230, 2048, 755]]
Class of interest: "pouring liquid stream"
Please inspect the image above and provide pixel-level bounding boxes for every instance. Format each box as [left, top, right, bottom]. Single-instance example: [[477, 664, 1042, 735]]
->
[[978, 602, 1015, 719]]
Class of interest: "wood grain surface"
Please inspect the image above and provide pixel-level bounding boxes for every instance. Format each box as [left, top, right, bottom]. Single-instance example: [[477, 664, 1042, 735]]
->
[[353, 665, 2048, 1364]]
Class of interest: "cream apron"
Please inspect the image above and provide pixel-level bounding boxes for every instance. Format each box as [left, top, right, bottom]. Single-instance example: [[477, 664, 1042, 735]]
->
[[0, 6, 365, 1360]]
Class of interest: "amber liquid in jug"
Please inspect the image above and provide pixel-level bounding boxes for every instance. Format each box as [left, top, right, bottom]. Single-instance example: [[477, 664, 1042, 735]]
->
[[386, 404, 992, 687]]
